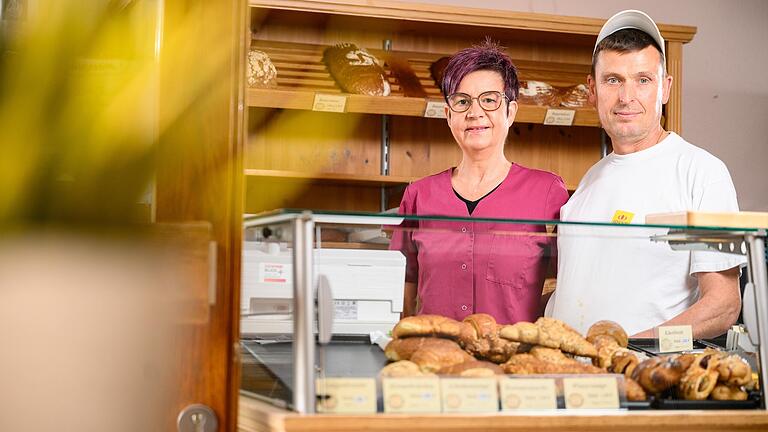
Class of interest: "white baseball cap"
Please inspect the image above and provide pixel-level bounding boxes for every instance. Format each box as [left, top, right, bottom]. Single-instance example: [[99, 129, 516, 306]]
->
[[594, 10, 665, 59]]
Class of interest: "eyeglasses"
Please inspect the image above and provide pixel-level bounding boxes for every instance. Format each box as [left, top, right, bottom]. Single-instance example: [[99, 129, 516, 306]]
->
[[446, 90, 508, 113]]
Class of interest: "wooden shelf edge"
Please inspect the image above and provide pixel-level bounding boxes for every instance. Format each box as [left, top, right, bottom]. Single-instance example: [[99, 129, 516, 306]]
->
[[245, 169, 414, 186], [247, 88, 600, 127], [248, 0, 696, 43]]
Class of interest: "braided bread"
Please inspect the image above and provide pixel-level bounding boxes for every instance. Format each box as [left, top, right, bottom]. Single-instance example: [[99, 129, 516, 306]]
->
[[458, 313, 521, 363], [631, 354, 696, 395], [499, 317, 597, 358]]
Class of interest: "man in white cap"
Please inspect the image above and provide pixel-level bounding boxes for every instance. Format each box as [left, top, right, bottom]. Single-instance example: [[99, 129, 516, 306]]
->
[[546, 10, 744, 338]]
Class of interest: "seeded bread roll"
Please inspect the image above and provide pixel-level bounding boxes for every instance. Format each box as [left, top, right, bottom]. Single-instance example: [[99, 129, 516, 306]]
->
[[246, 49, 277, 88], [323, 43, 390, 96]]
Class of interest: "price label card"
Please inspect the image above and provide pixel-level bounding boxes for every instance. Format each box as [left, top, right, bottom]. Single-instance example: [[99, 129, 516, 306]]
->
[[382, 377, 441, 413], [499, 378, 557, 410], [423, 100, 448, 118], [562, 376, 620, 409], [543, 108, 576, 126], [315, 378, 377, 414], [440, 378, 499, 413], [312, 93, 347, 113], [658, 325, 693, 353]]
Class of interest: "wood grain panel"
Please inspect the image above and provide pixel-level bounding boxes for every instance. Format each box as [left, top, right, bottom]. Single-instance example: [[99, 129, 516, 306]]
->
[[389, 117, 600, 190], [246, 109, 382, 175], [666, 41, 684, 134]]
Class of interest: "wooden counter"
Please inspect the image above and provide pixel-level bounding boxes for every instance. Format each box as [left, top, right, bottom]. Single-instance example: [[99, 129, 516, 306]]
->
[[239, 395, 768, 432]]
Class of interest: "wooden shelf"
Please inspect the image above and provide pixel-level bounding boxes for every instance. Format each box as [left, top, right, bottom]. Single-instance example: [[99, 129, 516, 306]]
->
[[245, 169, 414, 186], [247, 39, 600, 126]]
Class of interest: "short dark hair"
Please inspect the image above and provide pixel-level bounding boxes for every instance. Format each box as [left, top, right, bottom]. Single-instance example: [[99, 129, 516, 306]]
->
[[591, 28, 666, 76], [441, 39, 519, 103]]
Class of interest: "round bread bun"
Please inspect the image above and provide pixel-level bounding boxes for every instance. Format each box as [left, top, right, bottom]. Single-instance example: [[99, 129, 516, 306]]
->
[[586, 320, 628, 348]]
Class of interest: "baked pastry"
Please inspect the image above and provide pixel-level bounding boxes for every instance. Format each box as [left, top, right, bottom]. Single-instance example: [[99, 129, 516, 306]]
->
[[499, 317, 597, 358], [384, 54, 427, 97], [384, 336, 463, 361], [609, 349, 640, 377], [438, 360, 504, 377], [458, 313, 521, 363], [246, 49, 277, 88], [517, 80, 559, 106], [714, 353, 753, 387], [711, 384, 748, 401], [410, 343, 474, 373], [323, 43, 391, 96], [528, 346, 573, 365], [391, 314, 463, 339], [559, 84, 589, 108], [624, 377, 648, 401], [632, 354, 696, 395], [380, 360, 435, 378], [586, 320, 628, 348], [429, 56, 450, 92], [679, 357, 720, 401], [502, 353, 604, 375]]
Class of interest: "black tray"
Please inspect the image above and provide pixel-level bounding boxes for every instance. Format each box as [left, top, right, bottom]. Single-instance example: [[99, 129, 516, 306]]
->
[[651, 393, 761, 410]]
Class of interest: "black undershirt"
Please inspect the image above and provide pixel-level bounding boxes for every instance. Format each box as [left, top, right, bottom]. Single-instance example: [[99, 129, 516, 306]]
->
[[453, 183, 502, 215]]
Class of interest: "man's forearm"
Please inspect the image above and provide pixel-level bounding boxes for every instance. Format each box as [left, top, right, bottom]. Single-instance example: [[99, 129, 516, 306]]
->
[[633, 268, 741, 339]]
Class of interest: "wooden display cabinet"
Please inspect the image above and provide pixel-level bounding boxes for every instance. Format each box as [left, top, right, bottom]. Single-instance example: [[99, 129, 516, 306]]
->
[[244, 0, 695, 214]]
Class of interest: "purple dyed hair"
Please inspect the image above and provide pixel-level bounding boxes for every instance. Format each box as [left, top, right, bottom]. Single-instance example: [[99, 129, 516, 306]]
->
[[441, 38, 519, 103]]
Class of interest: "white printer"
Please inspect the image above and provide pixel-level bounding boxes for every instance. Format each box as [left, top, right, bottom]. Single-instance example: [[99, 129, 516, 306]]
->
[[241, 241, 405, 336]]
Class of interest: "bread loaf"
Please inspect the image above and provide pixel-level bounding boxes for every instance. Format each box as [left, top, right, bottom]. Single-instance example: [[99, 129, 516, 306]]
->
[[246, 49, 277, 88], [559, 84, 589, 108], [384, 54, 427, 97], [410, 343, 474, 373], [391, 314, 463, 339], [517, 80, 559, 106], [429, 56, 450, 93], [323, 43, 390, 96], [438, 360, 504, 377], [380, 360, 435, 378]]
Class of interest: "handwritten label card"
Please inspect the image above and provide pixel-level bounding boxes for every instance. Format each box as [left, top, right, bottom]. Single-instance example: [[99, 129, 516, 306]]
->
[[499, 378, 558, 410], [544, 108, 576, 126], [562, 376, 620, 409], [658, 325, 693, 353], [315, 378, 377, 414], [382, 377, 441, 413], [423, 100, 448, 119], [440, 378, 499, 413], [312, 93, 347, 113]]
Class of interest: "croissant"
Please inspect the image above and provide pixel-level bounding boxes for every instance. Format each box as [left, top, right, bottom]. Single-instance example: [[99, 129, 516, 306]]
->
[[458, 313, 521, 363], [528, 346, 573, 365], [591, 335, 621, 368], [410, 344, 474, 373], [391, 315, 463, 339], [500, 317, 597, 358], [711, 384, 748, 401]]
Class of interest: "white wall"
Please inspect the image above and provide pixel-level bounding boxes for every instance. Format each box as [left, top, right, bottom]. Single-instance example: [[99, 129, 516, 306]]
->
[[412, 0, 768, 210]]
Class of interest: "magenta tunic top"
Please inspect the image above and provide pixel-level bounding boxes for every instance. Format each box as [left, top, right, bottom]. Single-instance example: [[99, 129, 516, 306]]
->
[[389, 165, 569, 324]]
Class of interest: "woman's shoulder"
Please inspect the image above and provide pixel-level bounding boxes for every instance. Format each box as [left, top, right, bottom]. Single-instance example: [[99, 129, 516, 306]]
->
[[509, 163, 565, 187], [406, 168, 453, 191]]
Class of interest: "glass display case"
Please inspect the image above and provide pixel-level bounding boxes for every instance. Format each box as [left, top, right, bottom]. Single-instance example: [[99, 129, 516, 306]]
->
[[239, 209, 768, 415]]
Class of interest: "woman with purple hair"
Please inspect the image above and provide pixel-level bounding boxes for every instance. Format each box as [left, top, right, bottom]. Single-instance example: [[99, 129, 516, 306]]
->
[[389, 40, 569, 325]]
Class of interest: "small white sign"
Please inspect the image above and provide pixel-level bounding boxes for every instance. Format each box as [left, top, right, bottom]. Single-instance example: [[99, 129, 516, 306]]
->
[[658, 325, 694, 353], [423, 100, 448, 119], [258, 262, 292, 284], [313, 93, 347, 113], [544, 108, 576, 126]]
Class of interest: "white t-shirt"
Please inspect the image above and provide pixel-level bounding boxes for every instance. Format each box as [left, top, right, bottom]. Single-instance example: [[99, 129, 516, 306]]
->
[[545, 132, 745, 335]]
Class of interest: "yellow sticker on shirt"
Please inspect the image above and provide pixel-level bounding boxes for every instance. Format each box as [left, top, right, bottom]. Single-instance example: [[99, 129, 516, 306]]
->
[[611, 210, 634, 224]]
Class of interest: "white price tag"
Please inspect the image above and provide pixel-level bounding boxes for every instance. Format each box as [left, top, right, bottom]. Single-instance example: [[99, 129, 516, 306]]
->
[[312, 93, 347, 113], [544, 108, 576, 126], [423, 100, 448, 118]]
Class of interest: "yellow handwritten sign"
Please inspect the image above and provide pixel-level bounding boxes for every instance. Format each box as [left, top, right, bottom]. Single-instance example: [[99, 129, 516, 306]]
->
[[382, 377, 441, 413], [499, 378, 558, 410], [315, 378, 377, 414], [440, 378, 499, 413], [562, 376, 620, 409]]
